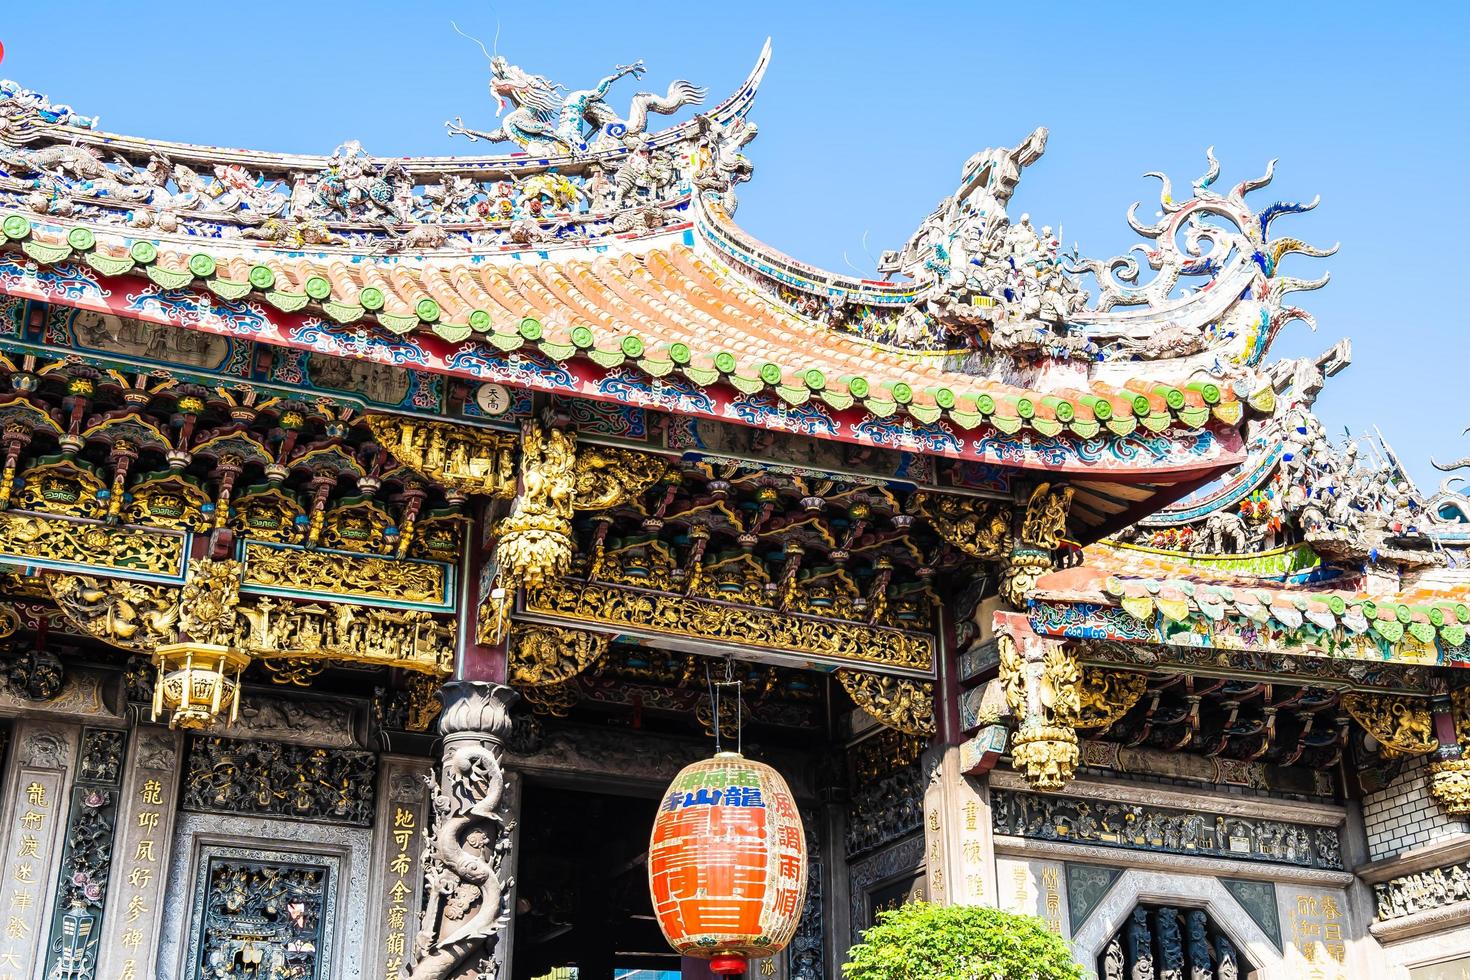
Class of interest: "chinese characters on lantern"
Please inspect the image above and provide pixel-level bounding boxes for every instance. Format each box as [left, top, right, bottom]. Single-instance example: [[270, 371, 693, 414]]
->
[[381, 806, 416, 980], [649, 756, 807, 972], [0, 774, 59, 980], [1291, 892, 1347, 979]]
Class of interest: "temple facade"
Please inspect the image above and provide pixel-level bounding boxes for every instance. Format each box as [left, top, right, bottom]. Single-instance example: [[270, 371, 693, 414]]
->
[[0, 40, 1466, 980]]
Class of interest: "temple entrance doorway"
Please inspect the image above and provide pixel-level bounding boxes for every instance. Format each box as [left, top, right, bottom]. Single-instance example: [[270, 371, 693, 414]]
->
[[512, 782, 678, 980]]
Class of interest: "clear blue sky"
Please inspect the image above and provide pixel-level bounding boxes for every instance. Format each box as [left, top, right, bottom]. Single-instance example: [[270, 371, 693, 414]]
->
[[3, 1, 1466, 492]]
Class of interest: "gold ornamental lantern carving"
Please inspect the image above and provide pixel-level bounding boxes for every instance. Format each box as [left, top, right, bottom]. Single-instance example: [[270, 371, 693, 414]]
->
[[149, 558, 250, 729], [150, 642, 251, 729]]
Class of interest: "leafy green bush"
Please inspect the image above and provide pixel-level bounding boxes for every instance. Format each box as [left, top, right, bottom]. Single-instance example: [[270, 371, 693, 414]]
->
[[842, 902, 1082, 980]]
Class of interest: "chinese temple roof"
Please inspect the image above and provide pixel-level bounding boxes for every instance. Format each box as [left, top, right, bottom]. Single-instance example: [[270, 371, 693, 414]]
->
[[0, 42, 1338, 501]]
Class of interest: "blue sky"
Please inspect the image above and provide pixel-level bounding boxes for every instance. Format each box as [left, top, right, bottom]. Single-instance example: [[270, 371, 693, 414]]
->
[[3, 1, 1466, 491]]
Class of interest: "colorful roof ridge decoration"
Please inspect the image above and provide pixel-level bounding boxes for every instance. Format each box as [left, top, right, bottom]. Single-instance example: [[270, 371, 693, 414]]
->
[[0, 40, 1342, 498], [1029, 558, 1470, 666]]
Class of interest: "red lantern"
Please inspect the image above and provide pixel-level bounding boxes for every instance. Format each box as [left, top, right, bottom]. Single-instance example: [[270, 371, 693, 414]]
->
[[649, 752, 808, 975]]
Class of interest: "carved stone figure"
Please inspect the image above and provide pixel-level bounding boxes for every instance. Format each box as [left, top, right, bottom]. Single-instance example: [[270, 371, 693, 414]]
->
[[1127, 907, 1155, 980], [1185, 910, 1212, 980], [408, 681, 518, 980]]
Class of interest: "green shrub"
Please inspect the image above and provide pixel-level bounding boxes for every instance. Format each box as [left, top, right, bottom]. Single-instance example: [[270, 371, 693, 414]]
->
[[842, 902, 1082, 980]]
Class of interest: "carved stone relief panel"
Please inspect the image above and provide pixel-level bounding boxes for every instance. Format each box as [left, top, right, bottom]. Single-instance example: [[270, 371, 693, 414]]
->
[[181, 737, 377, 826], [159, 816, 371, 980]]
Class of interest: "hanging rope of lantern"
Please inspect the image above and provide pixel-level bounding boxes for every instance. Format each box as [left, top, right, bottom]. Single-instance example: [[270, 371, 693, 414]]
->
[[648, 663, 808, 976]]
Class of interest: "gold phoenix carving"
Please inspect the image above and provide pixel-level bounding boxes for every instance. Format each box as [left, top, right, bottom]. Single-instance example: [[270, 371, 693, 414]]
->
[[510, 624, 610, 687], [999, 631, 1081, 791], [525, 578, 935, 672], [242, 541, 448, 607], [46, 573, 180, 651], [837, 670, 936, 737], [0, 511, 184, 577], [366, 415, 518, 497]]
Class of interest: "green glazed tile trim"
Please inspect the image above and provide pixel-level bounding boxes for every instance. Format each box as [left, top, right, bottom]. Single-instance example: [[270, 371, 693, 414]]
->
[[146, 265, 193, 290], [67, 227, 96, 251], [1, 214, 32, 240], [682, 365, 719, 386], [322, 301, 366, 324], [378, 312, 419, 334], [537, 340, 576, 360], [23, 240, 71, 265], [207, 279, 252, 301], [588, 348, 625, 369], [518, 317, 543, 340], [488, 331, 523, 352], [128, 240, 158, 264], [468, 309, 493, 332], [84, 252, 133, 277], [415, 298, 441, 322], [265, 290, 309, 313], [248, 264, 276, 290], [432, 322, 472, 343], [188, 253, 216, 278], [358, 286, 386, 311], [304, 276, 332, 300], [620, 335, 644, 357]]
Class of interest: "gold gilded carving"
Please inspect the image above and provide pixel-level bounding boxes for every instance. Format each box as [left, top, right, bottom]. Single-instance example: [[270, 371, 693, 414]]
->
[[998, 631, 1081, 791], [0, 511, 184, 577], [406, 673, 443, 731], [1341, 692, 1436, 758], [837, 670, 936, 736], [509, 624, 609, 686], [525, 578, 935, 672], [573, 445, 666, 510], [914, 492, 1011, 559], [320, 501, 393, 554], [999, 483, 1074, 608], [999, 548, 1054, 608], [235, 596, 453, 675], [46, 574, 179, 651], [13, 459, 106, 519], [496, 421, 577, 591], [520, 678, 581, 717], [229, 487, 305, 543], [365, 414, 517, 497], [241, 541, 448, 607], [179, 559, 242, 646], [125, 474, 210, 531], [1075, 668, 1148, 731], [1430, 760, 1470, 816], [1021, 483, 1074, 551]]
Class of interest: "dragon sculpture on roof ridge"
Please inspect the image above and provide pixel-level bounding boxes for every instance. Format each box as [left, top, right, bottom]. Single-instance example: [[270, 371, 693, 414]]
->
[[447, 52, 708, 156]]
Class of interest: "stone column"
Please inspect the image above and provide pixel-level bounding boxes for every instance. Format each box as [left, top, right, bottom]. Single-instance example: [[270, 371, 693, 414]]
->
[[0, 722, 79, 980], [94, 724, 183, 980], [921, 745, 995, 909], [406, 681, 518, 980]]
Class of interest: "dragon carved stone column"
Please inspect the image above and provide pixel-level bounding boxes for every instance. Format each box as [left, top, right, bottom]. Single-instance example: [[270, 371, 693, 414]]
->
[[408, 681, 519, 980], [996, 617, 1081, 792]]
